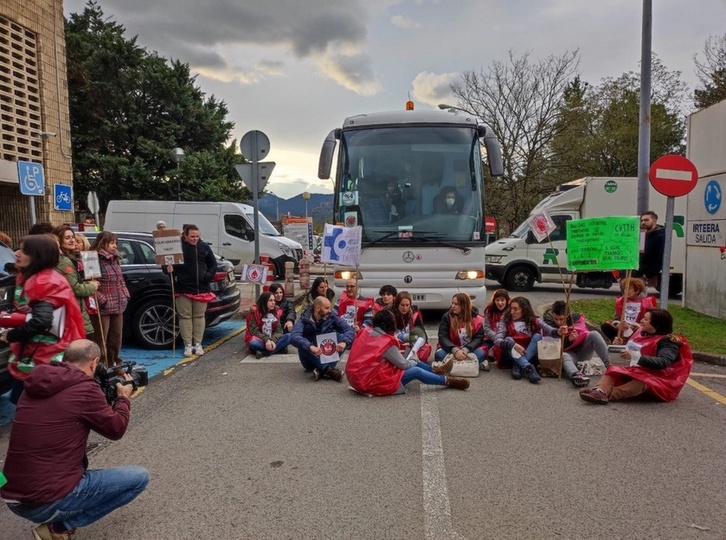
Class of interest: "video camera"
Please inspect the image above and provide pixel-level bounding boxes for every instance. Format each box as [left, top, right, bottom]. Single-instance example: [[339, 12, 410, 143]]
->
[[95, 361, 149, 404]]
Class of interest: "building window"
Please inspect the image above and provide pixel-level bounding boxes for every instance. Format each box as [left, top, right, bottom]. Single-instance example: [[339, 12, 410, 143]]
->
[[0, 16, 42, 162]]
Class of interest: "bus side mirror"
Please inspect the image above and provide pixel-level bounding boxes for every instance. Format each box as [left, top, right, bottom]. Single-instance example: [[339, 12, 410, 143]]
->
[[478, 124, 504, 177], [318, 128, 341, 180]]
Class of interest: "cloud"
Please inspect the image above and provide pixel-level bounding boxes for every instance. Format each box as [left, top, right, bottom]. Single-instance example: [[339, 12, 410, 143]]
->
[[411, 71, 459, 106], [390, 15, 422, 29]]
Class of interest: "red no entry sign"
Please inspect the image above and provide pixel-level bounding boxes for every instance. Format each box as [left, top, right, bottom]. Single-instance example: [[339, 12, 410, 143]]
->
[[649, 154, 698, 197]]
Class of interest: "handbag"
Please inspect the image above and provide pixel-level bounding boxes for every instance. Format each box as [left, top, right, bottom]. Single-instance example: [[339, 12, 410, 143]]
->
[[433, 352, 480, 378], [537, 337, 562, 377]]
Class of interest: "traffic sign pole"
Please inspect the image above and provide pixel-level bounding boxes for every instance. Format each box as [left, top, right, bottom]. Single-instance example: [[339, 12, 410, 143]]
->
[[29, 196, 36, 226], [660, 197, 675, 310]]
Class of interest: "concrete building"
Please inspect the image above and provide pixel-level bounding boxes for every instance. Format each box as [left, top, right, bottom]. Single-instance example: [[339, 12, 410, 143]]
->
[[685, 99, 726, 319], [0, 0, 73, 245]]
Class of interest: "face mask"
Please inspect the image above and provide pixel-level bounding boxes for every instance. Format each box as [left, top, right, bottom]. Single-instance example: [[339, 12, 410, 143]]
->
[[446, 197, 455, 207]]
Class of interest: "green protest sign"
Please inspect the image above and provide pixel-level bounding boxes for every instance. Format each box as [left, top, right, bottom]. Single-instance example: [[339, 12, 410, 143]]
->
[[566, 216, 640, 271]]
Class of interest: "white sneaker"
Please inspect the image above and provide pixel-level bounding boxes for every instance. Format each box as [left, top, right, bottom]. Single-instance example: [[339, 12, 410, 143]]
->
[[480, 358, 490, 371], [193, 344, 204, 356], [183, 345, 193, 357]]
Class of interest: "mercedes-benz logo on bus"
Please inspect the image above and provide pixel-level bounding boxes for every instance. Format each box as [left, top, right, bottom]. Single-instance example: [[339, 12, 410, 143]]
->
[[402, 251, 415, 263], [404, 275, 413, 284]]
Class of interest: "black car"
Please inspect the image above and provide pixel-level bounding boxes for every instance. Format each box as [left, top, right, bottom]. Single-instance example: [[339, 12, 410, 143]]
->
[[85, 231, 241, 349], [0, 241, 16, 395]]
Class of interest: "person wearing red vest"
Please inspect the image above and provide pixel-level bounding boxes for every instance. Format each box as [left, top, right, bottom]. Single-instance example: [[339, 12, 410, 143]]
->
[[600, 278, 657, 342], [333, 277, 374, 332], [482, 288, 510, 370], [0, 235, 85, 405], [391, 291, 432, 362], [493, 296, 567, 384], [245, 291, 291, 358], [435, 292, 487, 368], [345, 310, 469, 395], [579, 308, 693, 404]]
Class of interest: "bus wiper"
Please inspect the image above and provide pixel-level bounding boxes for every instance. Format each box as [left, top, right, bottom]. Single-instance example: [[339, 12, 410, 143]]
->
[[413, 235, 471, 254], [362, 231, 402, 248]]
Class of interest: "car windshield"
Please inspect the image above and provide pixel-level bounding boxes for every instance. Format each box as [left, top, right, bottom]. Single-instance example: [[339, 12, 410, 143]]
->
[[244, 211, 280, 236], [336, 125, 484, 243]]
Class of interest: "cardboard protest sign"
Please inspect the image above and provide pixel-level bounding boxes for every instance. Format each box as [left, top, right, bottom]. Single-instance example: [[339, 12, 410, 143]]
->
[[152, 229, 184, 265], [527, 208, 556, 242], [566, 217, 639, 271], [80, 251, 101, 279], [321, 224, 362, 267], [240, 264, 268, 284]]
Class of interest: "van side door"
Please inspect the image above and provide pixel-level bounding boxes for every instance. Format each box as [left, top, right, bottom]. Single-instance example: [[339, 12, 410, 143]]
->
[[221, 214, 254, 267]]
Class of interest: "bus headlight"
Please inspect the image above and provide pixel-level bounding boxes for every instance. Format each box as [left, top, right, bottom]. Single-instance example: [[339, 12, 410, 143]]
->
[[485, 255, 504, 264], [335, 270, 359, 280], [455, 270, 484, 280]]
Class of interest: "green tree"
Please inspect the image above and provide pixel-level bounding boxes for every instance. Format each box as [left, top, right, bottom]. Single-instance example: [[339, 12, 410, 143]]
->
[[65, 1, 248, 211], [694, 34, 726, 110]]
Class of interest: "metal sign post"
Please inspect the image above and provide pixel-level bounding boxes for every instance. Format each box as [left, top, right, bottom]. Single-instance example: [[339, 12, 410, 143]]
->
[[17, 161, 46, 227]]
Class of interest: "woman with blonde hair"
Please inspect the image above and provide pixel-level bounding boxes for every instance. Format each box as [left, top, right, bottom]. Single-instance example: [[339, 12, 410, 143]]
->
[[435, 292, 488, 369]]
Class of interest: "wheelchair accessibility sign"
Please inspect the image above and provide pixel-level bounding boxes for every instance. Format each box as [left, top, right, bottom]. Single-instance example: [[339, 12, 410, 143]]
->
[[17, 160, 45, 196], [54, 183, 73, 211]]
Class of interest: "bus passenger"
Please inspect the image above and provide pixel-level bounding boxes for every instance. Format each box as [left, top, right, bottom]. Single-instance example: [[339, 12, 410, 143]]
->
[[346, 310, 469, 395], [392, 291, 431, 362], [493, 296, 567, 384], [433, 187, 463, 214], [482, 288, 510, 370], [435, 292, 487, 369]]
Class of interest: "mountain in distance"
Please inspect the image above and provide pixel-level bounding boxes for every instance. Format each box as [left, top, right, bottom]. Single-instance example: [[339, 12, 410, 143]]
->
[[250, 192, 334, 227]]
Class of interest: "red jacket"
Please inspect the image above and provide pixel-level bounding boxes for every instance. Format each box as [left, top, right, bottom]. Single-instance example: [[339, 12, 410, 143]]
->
[[8, 269, 85, 380], [1, 362, 130, 504], [605, 330, 693, 402], [345, 327, 403, 396]]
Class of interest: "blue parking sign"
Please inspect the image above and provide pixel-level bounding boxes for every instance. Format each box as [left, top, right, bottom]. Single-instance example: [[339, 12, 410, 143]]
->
[[17, 160, 45, 196], [54, 183, 73, 211]]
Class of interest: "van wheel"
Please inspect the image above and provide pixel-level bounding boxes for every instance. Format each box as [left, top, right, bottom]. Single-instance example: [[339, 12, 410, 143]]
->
[[132, 299, 179, 349], [504, 266, 535, 292]]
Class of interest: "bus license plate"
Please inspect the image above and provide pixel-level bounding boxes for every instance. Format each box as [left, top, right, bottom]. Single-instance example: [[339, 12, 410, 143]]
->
[[412, 294, 426, 302]]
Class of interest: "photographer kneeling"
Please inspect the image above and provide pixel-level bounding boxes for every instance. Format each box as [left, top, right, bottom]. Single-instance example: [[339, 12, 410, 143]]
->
[[1, 339, 149, 540]]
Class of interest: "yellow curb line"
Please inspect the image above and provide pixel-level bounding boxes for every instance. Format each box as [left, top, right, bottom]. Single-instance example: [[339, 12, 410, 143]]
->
[[689, 372, 726, 379], [686, 378, 726, 405], [161, 325, 246, 377]]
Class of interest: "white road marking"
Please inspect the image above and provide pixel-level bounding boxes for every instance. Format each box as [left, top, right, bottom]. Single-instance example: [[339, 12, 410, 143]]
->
[[421, 386, 466, 540]]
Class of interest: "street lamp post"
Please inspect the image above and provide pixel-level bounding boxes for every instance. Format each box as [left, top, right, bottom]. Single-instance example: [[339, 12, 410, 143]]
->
[[302, 191, 311, 218], [172, 147, 185, 201]]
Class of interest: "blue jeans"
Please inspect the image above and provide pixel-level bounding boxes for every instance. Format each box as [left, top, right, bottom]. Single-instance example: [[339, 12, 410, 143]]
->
[[296, 333, 348, 371], [248, 334, 291, 355], [434, 347, 486, 363], [509, 334, 543, 368], [7, 466, 149, 530], [401, 361, 446, 386]]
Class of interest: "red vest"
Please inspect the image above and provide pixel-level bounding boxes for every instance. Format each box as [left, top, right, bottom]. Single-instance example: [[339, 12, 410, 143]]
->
[[337, 292, 374, 327], [244, 306, 282, 344], [446, 314, 484, 347], [506, 319, 534, 348], [563, 315, 589, 351], [9, 269, 85, 380], [605, 330, 693, 402], [345, 327, 403, 396], [615, 295, 658, 324]]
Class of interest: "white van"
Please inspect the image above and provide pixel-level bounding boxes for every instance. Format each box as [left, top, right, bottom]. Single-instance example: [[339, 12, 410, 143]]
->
[[104, 201, 302, 277]]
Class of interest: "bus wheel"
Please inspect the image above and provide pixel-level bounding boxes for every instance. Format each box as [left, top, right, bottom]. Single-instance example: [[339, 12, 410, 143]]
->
[[504, 266, 535, 292]]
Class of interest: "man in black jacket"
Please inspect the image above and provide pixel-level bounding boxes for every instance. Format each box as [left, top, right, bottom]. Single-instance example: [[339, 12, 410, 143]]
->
[[633, 211, 665, 288]]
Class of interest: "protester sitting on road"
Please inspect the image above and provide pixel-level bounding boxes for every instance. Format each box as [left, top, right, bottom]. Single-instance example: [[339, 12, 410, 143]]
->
[[1, 339, 149, 540], [269, 283, 295, 333], [346, 309, 469, 395], [482, 288, 510, 369], [290, 296, 354, 382], [333, 277, 374, 333], [299, 276, 335, 317], [52, 225, 99, 340], [543, 300, 610, 388], [435, 292, 488, 370], [493, 296, 567, 384], [600, 278, 657, 343], [392, 291, 431, 362], [580, 309, 693, 404], [0, 234, 85, 405], [245, 291, 292, 358], [374, 284, 397, 312]]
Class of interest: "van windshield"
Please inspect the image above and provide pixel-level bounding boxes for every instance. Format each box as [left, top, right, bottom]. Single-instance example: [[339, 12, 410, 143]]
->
[[245, 211, 280, 236]]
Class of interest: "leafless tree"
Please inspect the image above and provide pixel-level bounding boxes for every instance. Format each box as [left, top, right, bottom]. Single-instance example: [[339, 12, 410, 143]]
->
[[693, 33, 726, 109]]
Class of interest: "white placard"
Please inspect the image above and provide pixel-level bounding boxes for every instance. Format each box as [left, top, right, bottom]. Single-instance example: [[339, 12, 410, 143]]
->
[[321, 224, 362, 267], [527, 208, 556, 242], [240, 264, 269, 284], [80, 251, 101, 279], [316, 332, 340, 365]]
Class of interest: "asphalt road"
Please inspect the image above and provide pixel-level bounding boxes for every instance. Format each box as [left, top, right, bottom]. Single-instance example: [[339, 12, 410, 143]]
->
[[1, 280, 725, 539]]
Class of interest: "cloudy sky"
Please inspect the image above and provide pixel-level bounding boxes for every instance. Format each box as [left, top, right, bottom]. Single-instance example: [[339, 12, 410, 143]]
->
[[63, 0, 726, 199]]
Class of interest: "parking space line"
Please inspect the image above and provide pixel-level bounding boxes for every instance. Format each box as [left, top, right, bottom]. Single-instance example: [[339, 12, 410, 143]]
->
[[686, 378, 726, 405], [421, 386, 466, 540]]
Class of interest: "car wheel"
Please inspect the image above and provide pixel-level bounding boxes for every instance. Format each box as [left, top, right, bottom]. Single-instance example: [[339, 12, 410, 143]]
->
[[504, 265, 536, 292], [131, 299, 178, 349]]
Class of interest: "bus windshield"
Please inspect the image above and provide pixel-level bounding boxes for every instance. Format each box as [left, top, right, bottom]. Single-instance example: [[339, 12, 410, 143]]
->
[[336, 125, 484, 243]]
